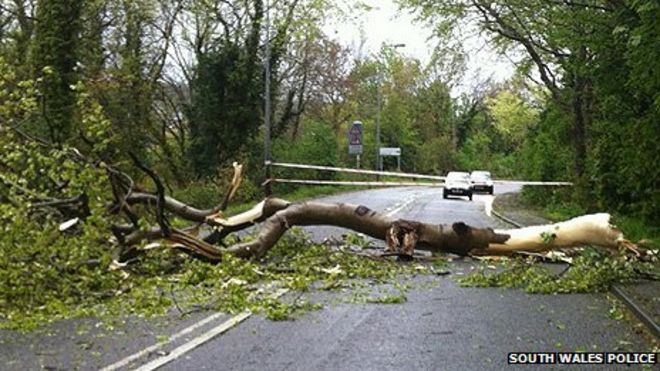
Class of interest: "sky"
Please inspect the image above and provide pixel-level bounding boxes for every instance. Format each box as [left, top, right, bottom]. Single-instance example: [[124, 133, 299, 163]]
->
[[324, 0, 515, 95]]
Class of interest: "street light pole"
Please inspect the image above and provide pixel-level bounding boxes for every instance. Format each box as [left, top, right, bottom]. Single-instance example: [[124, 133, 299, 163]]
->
[[375, 74, 382, 172], [263, 0, 272, 196], [375, 43, 405, 174]]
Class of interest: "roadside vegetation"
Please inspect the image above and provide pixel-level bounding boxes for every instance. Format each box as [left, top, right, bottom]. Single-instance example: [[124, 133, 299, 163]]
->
[[1, 230, 426, 331], [0, 0, 658, 331], [468, 190, 659, 294], [459, 249, 658, 294]]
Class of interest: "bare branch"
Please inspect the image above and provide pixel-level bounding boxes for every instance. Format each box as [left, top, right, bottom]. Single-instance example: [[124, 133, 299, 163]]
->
[[129, 152, 171, 237]]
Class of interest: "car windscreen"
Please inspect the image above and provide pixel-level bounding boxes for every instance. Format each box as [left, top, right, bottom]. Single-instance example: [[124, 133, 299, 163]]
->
[[447, 174, 469, 182]]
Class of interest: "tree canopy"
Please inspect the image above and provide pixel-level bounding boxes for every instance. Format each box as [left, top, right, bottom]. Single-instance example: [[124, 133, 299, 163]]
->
[[0, 0, 657, 329]]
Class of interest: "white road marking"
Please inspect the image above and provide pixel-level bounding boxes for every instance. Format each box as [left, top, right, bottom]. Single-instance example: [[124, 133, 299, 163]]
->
[[133, 311, 252, 371], [101, 289, 288, 371], [475, 194, 495, 216], [100, 312, 227, 371], [385, 194, 420, 217]]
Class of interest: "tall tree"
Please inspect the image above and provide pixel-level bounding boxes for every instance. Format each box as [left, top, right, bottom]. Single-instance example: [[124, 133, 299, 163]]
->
[[30, 0, 82, 144], [186, 0, 265, 175], [402, 0, 660, 219]]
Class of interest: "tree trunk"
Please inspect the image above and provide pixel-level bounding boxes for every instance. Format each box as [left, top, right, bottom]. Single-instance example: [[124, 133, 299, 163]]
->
[[115, 159, 637, 263], [222, 200, 511, 259], [472, 213, 629, 255], [130, 196, 635, 262]]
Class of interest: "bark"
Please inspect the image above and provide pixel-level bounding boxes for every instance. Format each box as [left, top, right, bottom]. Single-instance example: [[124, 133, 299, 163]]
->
[[473, 213, 634, 255], [223, 200, 511, 258], [219, 202, 634, 260], [116, 164, 637, 262]]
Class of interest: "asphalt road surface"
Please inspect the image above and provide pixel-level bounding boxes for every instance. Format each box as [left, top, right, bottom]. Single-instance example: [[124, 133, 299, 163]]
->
[[1, 185, 654, 370], [161, 186, 652, 370]]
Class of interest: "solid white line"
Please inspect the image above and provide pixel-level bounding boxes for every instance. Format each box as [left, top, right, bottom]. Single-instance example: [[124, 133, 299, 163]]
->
[[101, 288, 288, 371], [479, 195, 495, 217], [100, 312, 227, 371], [130, 288, 289, 371], [133, 311, 252, 371]]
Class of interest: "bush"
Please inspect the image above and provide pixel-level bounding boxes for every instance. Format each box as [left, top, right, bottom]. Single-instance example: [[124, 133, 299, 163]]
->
[[271, 121, 340, 193]]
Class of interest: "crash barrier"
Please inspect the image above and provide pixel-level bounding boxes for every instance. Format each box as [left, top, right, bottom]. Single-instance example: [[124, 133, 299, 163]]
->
[[265, 161, 573, 187], [267, 161, 445, 180], [272, 179, 442, 187]]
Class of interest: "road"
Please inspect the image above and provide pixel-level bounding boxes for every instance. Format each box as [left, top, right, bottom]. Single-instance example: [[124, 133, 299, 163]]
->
[[159, 186, 651, 370], [1, 185, 653, 370]]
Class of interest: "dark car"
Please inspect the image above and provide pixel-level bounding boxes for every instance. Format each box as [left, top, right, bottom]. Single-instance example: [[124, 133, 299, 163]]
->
[[470, 170, 494, 195], [443, 171, 473, 201]]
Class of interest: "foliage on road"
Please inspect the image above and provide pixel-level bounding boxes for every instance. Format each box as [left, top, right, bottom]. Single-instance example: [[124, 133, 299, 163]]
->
[[459, 249, 658, 294], [1, 229, 421, 330]]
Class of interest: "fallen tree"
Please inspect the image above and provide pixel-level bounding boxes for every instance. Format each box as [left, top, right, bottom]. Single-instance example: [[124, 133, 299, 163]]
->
[[0, 145, 654, 329], [110, 161, 643, 265]]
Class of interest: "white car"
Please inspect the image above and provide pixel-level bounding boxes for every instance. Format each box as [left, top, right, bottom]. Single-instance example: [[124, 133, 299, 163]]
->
[[470, 171, 494, 195], [443, 171, 473, 201]]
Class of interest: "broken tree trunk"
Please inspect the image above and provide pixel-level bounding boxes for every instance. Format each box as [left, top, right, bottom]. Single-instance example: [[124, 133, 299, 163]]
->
[[471, 213, 635, 256], [115, 162, 637, 262], [223, 200, 511, 259], [138, 197, 633, 262]]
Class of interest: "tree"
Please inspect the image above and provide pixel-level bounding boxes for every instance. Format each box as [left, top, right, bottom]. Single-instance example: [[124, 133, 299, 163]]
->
[[410, 79, 456, 173], [30, 0, 82, 144], [0, 0, 35, 76], [107, 162, 642, 263], [186, 1, 265, 175], [291, 36, 355, 139], [486, 90, 538, 152], [401, 0, 660, 221], [185, 0, 324, 175]]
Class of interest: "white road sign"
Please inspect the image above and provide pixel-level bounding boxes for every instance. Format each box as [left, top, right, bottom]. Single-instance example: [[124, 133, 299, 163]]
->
[[379, 147, 401, 156]]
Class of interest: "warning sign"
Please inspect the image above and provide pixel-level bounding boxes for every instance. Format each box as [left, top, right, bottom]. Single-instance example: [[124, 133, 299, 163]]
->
[[348, 121, 363, 155]]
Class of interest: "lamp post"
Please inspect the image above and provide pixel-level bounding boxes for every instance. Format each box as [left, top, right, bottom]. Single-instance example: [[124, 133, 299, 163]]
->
[[263, 0, 272, 196], [375, 43, 405, 173]]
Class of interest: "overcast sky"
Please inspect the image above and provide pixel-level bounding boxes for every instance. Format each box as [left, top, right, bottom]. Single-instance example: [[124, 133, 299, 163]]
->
[[324, 0, 515, 94]]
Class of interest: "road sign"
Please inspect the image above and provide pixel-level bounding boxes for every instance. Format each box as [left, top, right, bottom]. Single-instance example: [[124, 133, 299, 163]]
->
[[348, 121, 363, 155], [379, 147, 401, 156]]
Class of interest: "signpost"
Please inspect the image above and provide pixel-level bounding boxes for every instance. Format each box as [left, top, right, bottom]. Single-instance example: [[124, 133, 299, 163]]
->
[[379, 147, 402, 171], [348, 121, 363, 168], [379, 147, 401, 156]]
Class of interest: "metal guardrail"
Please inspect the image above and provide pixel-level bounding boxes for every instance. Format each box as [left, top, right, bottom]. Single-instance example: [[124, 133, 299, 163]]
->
[[272, 179, 442, 187], [490, 180, 572, 186], [267, 161, 573, 186], [267, 161, 446, 180]]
